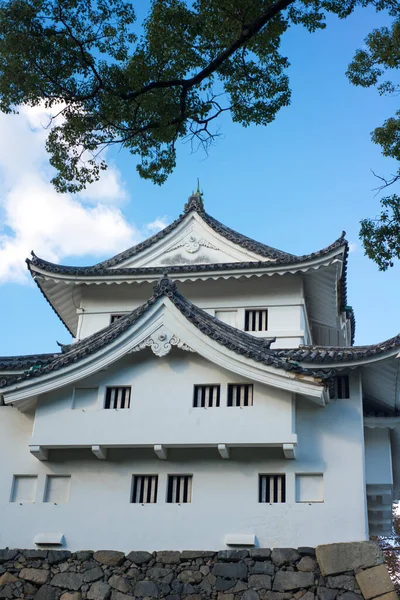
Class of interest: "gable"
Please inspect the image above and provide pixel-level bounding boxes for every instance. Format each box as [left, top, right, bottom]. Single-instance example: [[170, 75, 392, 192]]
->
[[114, 213, 273, 268]]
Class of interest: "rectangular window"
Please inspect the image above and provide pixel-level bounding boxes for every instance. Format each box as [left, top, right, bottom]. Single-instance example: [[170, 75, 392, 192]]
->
[[10, 475, 37, 503], [167, 475, 192, 503], [105, 387, 131, 409], [193, 385, 220, 408], [110, 314, 124, 324], [227, 384, 253, 407], [131, 475, 158, 504], [259, 474, 286, 503], [245, 309, 268, 332], [330, 375, 350, 400], [44, 475, 71, 503]]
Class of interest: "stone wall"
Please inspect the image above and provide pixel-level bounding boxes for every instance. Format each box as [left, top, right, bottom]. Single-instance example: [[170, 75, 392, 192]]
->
[[0, 542, 397, 600]]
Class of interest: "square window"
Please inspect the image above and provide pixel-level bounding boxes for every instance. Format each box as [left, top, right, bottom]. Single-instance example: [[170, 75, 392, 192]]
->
[[105, 387, 131, 409], [259, 474, 286, 503], [330, 376, 350, 400], [167, 475, 192, 503], [131, 475, 158, 504], [10, 475, 37, 503], [193, 385, 220, 408], [227, 384, 253, 407], [245, 309, 268, 332], [44, 475, 71, 503], [296, 474, 324, 503]]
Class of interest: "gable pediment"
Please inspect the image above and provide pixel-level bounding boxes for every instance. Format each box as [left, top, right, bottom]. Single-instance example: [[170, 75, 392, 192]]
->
[[114, 213, 272, 268]]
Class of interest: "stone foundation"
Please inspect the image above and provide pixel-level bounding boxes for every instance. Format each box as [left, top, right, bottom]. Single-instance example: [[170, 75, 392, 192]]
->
[[0, 542, 397, 600]]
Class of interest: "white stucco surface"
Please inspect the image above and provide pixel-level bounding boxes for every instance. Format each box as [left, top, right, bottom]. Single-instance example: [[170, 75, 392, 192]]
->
[[0, 360, 368, 550], [364, 427, 393, 485]]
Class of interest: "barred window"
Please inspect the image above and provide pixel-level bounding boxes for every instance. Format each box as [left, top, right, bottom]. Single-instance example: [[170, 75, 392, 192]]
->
[[167, 475, 192, 503], [193, 385, 220, 408], [110, 314, 124, 324], [105, 387, 131, 409], [131, 475, 158, 504], [259, 474, 286, 503], [245, 309, 268, 332], [227, 384, 253, 407], [330, 375, 350, 400]]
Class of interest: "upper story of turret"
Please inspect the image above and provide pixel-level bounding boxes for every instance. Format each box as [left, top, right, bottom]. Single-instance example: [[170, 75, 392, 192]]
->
[[27, 191, 354, 349]]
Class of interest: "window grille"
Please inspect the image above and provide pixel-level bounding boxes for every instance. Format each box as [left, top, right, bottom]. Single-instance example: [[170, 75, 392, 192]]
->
[[259, 474, 286, 503], [110, 314, 124, 324], [245, 309, 268, 332], [330, 375, 350, 400], [105, 387, 131, 409], [193, 385, 220, 408], [167, 475, 192, 503], [227, 384, 253, 407], [131, 475, 158, 504]]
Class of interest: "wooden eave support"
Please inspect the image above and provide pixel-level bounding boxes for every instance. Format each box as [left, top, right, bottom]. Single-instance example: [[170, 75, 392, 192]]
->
[[92, 445, 107, 460], [283, 443, 296, 460], [218, 444, 230, 459], [29, 445, 49, 461], [154, 444, 168, 460]]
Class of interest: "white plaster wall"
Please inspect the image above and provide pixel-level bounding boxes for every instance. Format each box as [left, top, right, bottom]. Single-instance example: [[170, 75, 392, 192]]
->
[[0, 370, 367, 550], [364, 428, 393, 485], [77, 276, 308, 347], [31, 351, 296, 448]]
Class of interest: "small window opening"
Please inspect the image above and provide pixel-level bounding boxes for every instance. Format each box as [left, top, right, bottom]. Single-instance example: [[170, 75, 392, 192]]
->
[[330, 375, 350, 400], [193, 385, 220, 408], [131, 475, 158, 504], [227, 384, 253, 407], [110, 314, 124, 324], [259, 474, 286, 503], [167, 475, 192, 503], [105, 387, 131, 409], [245, 309, 268, 332]]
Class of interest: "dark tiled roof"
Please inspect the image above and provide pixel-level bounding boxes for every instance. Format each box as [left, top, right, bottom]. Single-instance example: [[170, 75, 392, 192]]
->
[[0, 278, 333, 389], [0, 354, 58, 371], [277, 334, 400, 363]]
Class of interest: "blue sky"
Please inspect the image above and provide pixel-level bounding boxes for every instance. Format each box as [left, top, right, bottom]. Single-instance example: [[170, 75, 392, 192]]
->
[[0, 5, 399, 355]]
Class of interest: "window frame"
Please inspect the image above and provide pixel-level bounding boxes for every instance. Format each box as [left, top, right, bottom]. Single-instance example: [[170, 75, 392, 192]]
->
[[166, 474, 193, 504], [193, 384, 221, 408], [104, 386, 131, 409], [131, 474, 159, 504], [227, 383, 254, 407], [258, 474, 286, 504], [244, 308, 269, 332]]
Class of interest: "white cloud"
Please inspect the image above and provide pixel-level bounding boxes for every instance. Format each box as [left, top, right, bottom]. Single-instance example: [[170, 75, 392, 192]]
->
[[0, 106, 139, 284], [145, 217, 170, 234]]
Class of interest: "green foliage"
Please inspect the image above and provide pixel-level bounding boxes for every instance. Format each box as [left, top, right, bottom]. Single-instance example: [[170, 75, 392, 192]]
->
[[0, 0, 395, 194], [347, 14, 400, 269]]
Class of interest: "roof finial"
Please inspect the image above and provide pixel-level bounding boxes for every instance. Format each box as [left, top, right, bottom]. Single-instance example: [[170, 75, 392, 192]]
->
[[184, 178, 205, 214]]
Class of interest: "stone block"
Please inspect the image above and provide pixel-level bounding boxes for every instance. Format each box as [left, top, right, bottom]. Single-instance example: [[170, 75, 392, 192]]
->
[[0, 551, 18, 564], [326, 575, 355, 591], [218, 594, 234, 600], [50, 572, 84, 591], [0, 586, 12, 599], [48, 551, 72, 565], [75, 551, 93, 561], [213, 562, 247, 579], [337, 594, 359, 600], [218, 550, 249, 562], [297, 557, 317, 572], [316, 588, 338, 600], [181, 551, 215, 560], [242, 591, 260, 600], [126, 550, 153, 565], [178, 570, 202, 584], [216, 577, 235, 591], [0, 573, 19, 585], [271, 549, 301, 567], [23, 550, 48, 560], [250, 549, 271, 560], [87, 581, 110, 600], [273, 571, 314, 591], [24, 582, 38, 594], [263, 592, 293, 600], [355, 564, 395, 599], [108, 575, 131, 593], [134, 580, 159, 597], [111, 592, 132, 600], [156, 551, 181, 564], [250, 562, 274, 576], [83, 566, 103, 583], [375, 593, 399, 600], [19, 568, 49, 585], [93, 551, 125, 567], [298, 548, 316, 557], [248, 574, 272, 590], [316, 542, 383, 576], [33, 585, 58, 600], [60, 594, 82, 600]]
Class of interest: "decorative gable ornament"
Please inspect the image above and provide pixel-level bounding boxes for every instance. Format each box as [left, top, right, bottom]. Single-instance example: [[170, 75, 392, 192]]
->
[[130, 327, 194, 358]]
